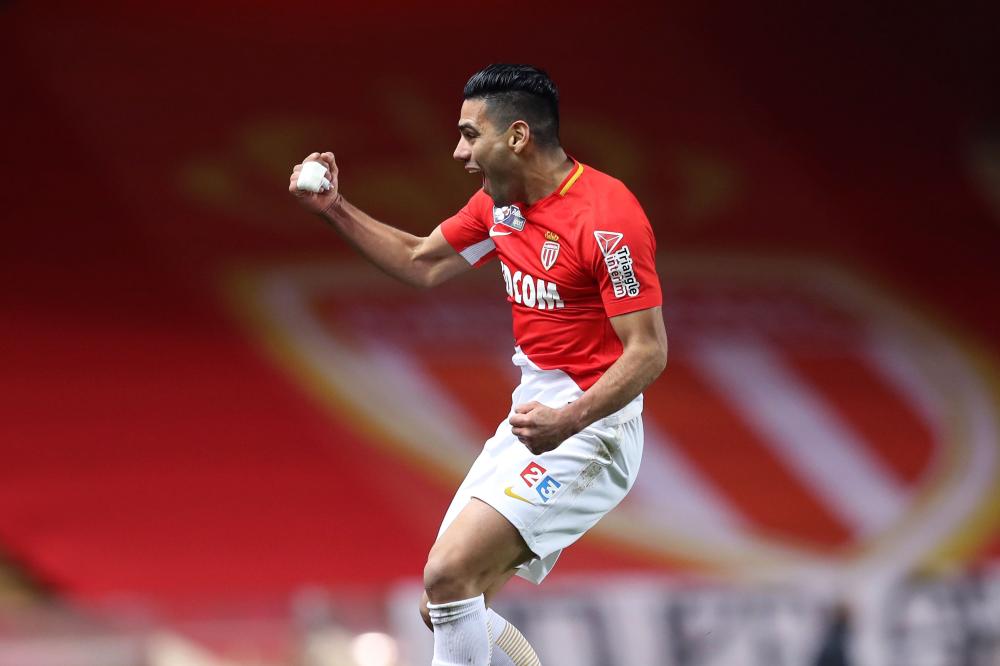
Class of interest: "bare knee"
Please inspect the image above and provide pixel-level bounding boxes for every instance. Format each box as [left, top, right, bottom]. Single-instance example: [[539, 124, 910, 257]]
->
[[420, 567, 517, 631], [424, 499, 532, 605], [419, 591, 432, 631], [423, 546, 484, 604]]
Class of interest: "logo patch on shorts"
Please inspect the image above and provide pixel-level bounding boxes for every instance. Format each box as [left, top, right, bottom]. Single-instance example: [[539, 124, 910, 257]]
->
[[533, 475, 562, 502], [520, 462, 546, 486], [504, 486, 535, 505], [519, 461, 562, 503]]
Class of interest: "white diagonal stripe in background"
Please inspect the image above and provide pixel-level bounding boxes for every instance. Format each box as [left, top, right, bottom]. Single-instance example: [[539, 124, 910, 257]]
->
[[633, 419, 748, 545], [691, 337, 909, 536]]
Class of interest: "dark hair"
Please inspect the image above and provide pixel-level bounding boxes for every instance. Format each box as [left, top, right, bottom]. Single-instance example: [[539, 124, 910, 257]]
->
[[463, 64, 560, 148]]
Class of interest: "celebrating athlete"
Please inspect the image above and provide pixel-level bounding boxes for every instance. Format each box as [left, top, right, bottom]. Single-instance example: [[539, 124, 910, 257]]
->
[[289, 64, 667, 666]]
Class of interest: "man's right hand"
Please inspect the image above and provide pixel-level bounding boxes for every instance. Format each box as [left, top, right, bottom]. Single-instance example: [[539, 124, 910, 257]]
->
[[289, 151, 341, 215]]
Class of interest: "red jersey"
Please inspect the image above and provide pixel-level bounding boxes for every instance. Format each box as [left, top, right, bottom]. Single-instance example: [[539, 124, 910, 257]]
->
[[441, 161, 662, 411]]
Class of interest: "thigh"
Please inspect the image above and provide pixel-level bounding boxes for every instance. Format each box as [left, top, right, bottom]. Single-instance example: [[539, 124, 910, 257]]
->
[[429, 497, 535, 586], [436, 421, 510, 542], [484, 567, 519, 606], [433, 415, 642, 585]]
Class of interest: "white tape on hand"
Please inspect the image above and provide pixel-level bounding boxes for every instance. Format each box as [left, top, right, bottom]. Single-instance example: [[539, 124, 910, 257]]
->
[[297, 161, 331, 193]]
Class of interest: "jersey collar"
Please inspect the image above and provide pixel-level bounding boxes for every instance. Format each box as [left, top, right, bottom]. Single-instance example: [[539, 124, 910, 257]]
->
[[519, 159, 585, 214], [557, 160, 585, 196]]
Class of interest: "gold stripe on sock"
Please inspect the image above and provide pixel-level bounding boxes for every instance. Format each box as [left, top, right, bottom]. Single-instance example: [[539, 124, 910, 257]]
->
[[496, 622, 541, 666]]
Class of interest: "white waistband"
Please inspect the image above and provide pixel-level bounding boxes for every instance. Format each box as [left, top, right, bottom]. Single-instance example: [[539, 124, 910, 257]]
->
[[510, 347, 643, 425]]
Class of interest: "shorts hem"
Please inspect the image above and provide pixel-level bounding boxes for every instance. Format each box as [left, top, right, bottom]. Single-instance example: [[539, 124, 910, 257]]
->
[[469, 492, 544, 561]]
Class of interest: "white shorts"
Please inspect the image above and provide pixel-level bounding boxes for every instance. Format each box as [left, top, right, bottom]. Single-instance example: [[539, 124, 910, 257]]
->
[[436, 414, 644, 584]]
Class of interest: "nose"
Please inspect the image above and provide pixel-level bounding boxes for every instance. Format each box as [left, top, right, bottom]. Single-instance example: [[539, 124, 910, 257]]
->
[[453, 136, 471, 162]]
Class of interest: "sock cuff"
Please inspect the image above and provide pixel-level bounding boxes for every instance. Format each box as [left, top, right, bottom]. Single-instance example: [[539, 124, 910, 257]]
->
[[427, 594, 486, 625], [486, 608, 508, 638]]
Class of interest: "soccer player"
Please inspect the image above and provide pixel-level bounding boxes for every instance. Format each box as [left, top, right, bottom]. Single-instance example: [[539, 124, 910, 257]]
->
[[289, 64, 667, 666]]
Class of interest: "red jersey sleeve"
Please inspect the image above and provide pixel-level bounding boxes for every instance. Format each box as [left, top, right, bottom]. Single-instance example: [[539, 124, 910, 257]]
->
[[439, 189, 497, 268], [589, 190, 663, 317]]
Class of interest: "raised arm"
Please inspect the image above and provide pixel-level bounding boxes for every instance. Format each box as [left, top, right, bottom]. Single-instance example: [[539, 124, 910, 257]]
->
[[289, 152, 472, 288]]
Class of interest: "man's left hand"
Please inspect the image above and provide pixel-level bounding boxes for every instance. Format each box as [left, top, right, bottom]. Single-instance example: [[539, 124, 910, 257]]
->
[[509, 402, 578, 454]]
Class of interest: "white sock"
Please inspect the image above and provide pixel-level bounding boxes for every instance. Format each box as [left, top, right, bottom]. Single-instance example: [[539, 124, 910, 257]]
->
[[487, 609, 541, 666], [428, 594, 491, 666]]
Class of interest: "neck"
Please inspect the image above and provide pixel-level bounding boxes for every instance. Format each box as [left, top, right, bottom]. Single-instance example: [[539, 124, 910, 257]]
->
[[520, 148, 573, 206]]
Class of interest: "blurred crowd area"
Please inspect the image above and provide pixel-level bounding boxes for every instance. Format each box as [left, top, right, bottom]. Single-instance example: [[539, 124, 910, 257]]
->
[[2, 571, 1000, 666]]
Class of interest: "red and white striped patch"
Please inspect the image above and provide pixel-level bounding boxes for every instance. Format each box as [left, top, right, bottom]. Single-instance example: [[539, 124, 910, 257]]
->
[[540, 240, 560, 271]]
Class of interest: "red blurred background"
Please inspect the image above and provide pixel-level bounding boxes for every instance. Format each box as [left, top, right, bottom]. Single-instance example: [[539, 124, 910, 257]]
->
[[2, 2, 999, 657]]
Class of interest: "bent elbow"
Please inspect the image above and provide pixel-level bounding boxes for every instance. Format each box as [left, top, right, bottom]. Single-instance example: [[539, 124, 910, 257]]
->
[[415, 265, 445, 289], [410, 272, 435, 289], [654, 348, 668, 377], [406, 253, 439, 289], [650, 340, 668, 378]]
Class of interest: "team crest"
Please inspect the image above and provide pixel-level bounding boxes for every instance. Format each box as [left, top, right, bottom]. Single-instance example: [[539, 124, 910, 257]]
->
[[492, 204, 526, 231], [541, 231, 560, 270]]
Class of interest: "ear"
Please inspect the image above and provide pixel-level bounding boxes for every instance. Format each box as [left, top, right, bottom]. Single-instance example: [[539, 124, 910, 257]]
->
[[508, 120, 530, 153]]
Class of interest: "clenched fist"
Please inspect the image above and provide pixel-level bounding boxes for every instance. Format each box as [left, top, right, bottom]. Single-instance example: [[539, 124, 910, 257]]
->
[[289, 152, 341, 215], [509, 401, 579, 454]]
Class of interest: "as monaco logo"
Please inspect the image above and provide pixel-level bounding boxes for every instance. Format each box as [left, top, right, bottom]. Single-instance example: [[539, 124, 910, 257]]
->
[[227, 254, 1000, 587], [540, 235, 560, 271], [540, 230, 560, 271]]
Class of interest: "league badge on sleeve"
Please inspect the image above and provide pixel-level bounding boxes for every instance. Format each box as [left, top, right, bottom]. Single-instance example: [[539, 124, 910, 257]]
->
[[540, 230, 560, 271], [493, 204, 527, 231], [595, 230, 640, 297], [593, 230, 623, 256]]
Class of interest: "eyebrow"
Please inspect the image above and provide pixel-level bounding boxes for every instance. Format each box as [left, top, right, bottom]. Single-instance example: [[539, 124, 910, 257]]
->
[[458, 121, 479, 133]]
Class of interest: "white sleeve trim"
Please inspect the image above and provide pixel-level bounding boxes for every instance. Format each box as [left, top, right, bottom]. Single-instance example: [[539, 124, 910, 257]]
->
[[459, 237, 496, 265]]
